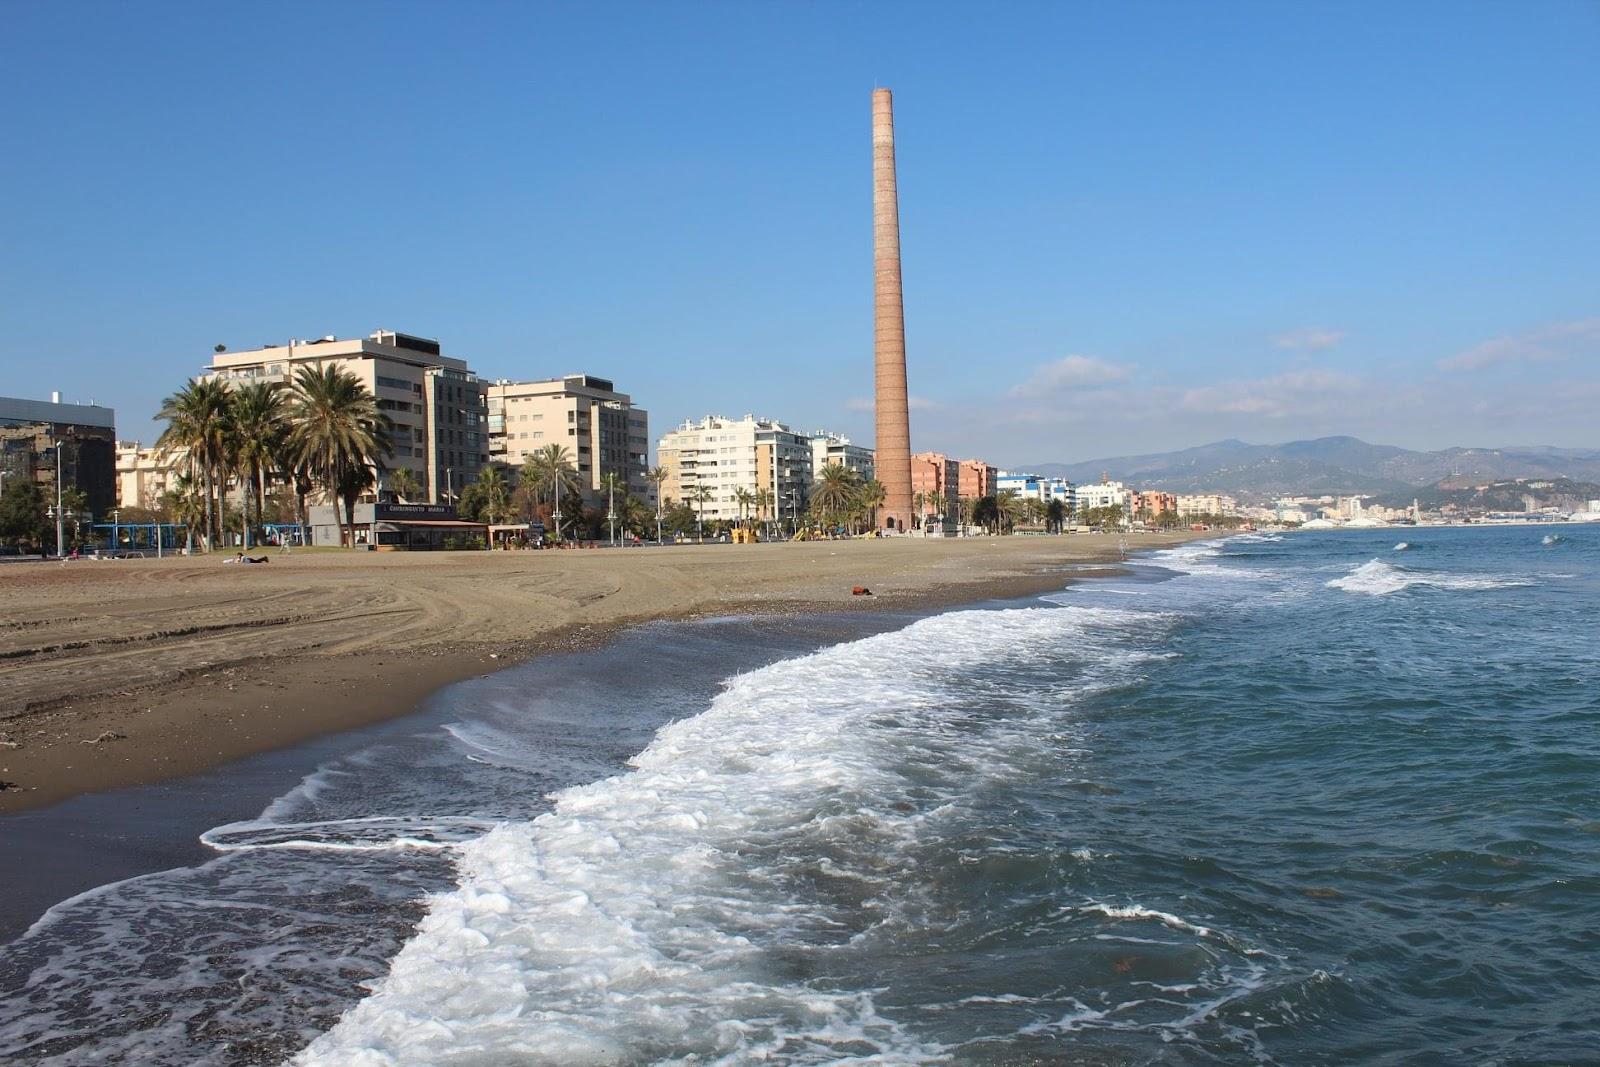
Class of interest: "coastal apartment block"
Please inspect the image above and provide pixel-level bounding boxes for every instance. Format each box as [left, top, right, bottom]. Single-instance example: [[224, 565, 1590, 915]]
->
[[205, 330, 488, 504], [810, 431, 875, 482], [657, 415, 814, 524], [958, 459, 997, 503], [115, 440, 180, 510], [996, 472, 1076, 513], [486, 375, 650, 505], [910, 451, 962, 520], [0, 394, 117, 518]]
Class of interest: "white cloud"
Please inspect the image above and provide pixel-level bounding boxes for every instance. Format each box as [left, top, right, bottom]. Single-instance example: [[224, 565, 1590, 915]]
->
[[1437, 318, 1600, 372], [1272, 327, 1345, 352], [1179, 369, 1365, 418], [1009, 355, 1133, 396]]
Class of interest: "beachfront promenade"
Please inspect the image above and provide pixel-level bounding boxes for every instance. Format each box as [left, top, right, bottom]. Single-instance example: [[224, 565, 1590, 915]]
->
[[0, 532, 1203, 812]]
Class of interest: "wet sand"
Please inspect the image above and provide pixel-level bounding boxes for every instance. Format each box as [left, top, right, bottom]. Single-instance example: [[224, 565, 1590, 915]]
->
[[0, 532, 1204, 813]]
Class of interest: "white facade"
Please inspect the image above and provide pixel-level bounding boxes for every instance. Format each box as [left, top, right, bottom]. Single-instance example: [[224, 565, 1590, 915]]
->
[[809, 431, 875, 481], [995, 472, 1076, 511], [658, 415, 813, 523], [1077, 480, 1133, 515], [1177, 493, 1238, 517]]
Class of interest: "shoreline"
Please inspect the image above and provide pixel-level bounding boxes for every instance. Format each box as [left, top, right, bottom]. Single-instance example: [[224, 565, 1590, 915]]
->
[[0, 532, 1209, 814]]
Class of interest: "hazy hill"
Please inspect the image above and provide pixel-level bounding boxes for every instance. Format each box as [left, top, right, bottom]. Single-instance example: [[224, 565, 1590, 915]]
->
[[1028, 437, 1600, 499]]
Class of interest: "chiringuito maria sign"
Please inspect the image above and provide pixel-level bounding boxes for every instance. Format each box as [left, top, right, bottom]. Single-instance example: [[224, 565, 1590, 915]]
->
[[374, 503, 457, 521]]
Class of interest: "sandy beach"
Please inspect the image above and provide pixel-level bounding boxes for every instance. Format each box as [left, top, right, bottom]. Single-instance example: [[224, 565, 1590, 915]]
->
[[0, 532, 1204, 812]]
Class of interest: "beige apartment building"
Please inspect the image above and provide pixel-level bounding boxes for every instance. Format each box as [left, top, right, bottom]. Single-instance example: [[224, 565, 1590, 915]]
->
[[205, 330, 487, 504], [486, 375, 649, 505], [658, 415, 813, 525], [115, 440, 181, 510]]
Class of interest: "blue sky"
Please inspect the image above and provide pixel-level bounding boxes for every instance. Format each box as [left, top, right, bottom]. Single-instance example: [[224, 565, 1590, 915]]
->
[[3, 1, 1597, 465]]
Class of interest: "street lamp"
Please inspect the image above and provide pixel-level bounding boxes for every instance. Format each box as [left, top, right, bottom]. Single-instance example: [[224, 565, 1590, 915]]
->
[[52, 437, 65, 558], [111, 508, 120, 557]]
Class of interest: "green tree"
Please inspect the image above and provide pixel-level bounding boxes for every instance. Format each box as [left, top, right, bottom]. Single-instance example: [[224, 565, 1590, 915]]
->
[[971, 494, 1000, 534], [857, 478, 887, 532], [523, 444, 581, 538], [808, 463, 861, 532], [228, 379, 286, 549], [284, 364, 392, 547], [156, 377, 233, 551], [646, 465, 670, 542], [996, 488, 1025, 534], [1046, 498, 1067, 533], [388, 467, 421, 503], [0, 480, 50, 552], [161, 472, 206, 554], [687, 484, 713, 542], [474, 464, 513, 526]]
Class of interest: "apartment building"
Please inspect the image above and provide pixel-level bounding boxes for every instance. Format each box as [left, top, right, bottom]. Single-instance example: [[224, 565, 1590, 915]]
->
[[115, 440, 180, 510], [487, 375, 650, 504], [1132, 490, 1177, 518], [1076, 478, 1133, 516], [1176, 493, 1238, 517], [657, 415, 813, 524], [809, 431, 875, 481], [205, 330, 487, 504], [910, 451, 962, 521], [996, 472, 1076, 513], [958, 459, 997, 502], [0, 394, 117, 517]]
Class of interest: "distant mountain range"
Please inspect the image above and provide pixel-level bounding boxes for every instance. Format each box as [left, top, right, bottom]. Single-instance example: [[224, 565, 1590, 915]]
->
[[1027, 437, 1600, 499]]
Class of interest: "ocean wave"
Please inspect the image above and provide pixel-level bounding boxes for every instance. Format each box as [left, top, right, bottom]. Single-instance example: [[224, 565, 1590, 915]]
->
[[294, 606, 1162, 1066], [1326, 559, 1534, 597]]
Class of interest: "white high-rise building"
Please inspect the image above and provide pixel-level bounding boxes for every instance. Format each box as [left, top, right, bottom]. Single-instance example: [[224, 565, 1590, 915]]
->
[[657, 415, 813, 524]]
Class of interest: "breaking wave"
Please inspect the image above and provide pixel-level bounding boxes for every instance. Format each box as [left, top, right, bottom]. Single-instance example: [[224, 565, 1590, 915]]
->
[[1327, 559, 1532, 596]]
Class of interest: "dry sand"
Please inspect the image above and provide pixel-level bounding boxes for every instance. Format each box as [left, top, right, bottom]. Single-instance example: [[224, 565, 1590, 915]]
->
[[0, 532, 1204, 812]]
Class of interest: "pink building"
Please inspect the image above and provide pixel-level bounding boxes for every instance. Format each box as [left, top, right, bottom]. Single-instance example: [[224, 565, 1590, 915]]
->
[[910, 451, 961, 524], [959, 459, 996, 502]]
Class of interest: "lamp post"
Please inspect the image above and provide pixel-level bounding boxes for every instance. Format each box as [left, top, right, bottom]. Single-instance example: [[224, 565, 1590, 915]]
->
[[111, 508, 120, 557], [607, 476, 616, 547], [52, 436, 65, 558]]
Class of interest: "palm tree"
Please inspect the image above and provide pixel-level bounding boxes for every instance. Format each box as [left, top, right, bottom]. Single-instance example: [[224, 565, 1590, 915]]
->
[[284, 364, 392, 547], [523, 444, 580, 539], [809, 463, 860, 533], [732, 486, 754, 531], [646, 465, 669, 543], [161, 472, 206, 554], [157, 377, 233, 551], [388, 467, 421, 503], [996, 488, 1025, 534], [474, 464, 513, 526], [753, 486, 774, 540], [858, 478, 887, 533], [913, 490, 926, 529], [687, 484, 713, 542], [928, 491, 947, 527], [229, 380, 285, 550]]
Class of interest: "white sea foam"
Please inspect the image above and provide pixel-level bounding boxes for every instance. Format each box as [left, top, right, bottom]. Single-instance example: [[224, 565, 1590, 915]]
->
[[1326, 559, 1533, 597], [1076, 902, 1214, 938], [295, 605, 1158, 1066], [1393, 542, 1411, 551]]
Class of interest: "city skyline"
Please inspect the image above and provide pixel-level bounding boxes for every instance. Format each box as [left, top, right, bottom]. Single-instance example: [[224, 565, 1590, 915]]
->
[[4, 4, 1597, 463]]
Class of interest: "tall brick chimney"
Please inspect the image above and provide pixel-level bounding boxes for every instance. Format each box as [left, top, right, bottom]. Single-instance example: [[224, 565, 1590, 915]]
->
[[872, 88, 913, 532]]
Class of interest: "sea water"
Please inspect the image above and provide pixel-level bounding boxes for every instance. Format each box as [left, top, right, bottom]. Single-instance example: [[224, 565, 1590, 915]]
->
[[2, 525, 1598, 1064]]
